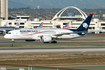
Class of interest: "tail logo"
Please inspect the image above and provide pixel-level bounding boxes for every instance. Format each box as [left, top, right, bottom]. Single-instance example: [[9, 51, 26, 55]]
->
[[83, 23, 88, 29]]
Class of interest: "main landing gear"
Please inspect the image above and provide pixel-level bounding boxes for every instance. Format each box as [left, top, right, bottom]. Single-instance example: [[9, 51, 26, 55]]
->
[[25, 40, 35, 42], [51, 39, 57, 43], [51, 41, 57, 43], [11, 39, 14, 47]]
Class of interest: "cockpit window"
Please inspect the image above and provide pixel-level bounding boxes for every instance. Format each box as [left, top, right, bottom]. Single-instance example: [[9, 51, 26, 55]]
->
[[8, 32, 11, 34]]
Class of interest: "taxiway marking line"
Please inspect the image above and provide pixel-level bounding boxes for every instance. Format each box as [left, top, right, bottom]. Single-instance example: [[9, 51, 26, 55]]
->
[[16, 52, 23, 54], [81, 51, 86, 53]]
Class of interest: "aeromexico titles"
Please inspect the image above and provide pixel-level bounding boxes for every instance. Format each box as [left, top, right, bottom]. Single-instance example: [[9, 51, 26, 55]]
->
[[4, 14, 93, 43]]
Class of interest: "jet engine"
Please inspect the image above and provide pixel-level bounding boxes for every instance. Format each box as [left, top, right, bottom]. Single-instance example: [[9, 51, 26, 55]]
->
[[40, 35, 52, 43]]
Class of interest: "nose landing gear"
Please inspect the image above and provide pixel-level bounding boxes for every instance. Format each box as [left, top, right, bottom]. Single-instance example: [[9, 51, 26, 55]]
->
[[11, 39, 14, 47]]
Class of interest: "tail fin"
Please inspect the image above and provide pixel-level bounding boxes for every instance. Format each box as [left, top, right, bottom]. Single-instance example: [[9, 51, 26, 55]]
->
[[16, 22, 20, 26], [56, 25, 61, 28], [76, 13, 93, 31], [37, 22, 43, 28], [15, 18, 21, 28], [15, 22, 20, 28], [3, 22, 8, 27], [63, 22, 70, 29]]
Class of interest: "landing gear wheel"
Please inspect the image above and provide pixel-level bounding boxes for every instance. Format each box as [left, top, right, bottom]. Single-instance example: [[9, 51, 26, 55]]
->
[[43, 42, 49, 43], [51, 41, 57, 43], [25, 40, 35, 42]]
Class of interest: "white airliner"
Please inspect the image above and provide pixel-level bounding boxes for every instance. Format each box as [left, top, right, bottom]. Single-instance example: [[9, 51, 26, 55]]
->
[[0, 20, 20, 34], [4, 14, 93, 43]]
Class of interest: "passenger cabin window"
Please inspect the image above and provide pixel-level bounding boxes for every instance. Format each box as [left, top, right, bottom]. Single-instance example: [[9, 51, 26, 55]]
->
[[8, 32, 11, 34], [16, 32, 18, 34]]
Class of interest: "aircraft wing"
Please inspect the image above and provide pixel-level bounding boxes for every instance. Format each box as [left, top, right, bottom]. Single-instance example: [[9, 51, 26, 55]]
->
[[53, 31, 88, 37], [53, 33, 70, 36]]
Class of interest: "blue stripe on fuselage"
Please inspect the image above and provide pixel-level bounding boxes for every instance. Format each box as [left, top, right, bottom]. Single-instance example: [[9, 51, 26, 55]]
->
[[0, 27, 14, 29]]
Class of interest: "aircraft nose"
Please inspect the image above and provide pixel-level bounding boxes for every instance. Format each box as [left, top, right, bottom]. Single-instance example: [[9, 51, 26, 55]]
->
[[4, 35, 7, 39], [4, 34, 9, 39]]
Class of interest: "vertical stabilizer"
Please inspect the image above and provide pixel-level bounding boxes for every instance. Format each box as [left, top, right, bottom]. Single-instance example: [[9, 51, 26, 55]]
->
[[37, 22, 44, 28], [63, 22, 70, 29], [76, 14, 93, 31]]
